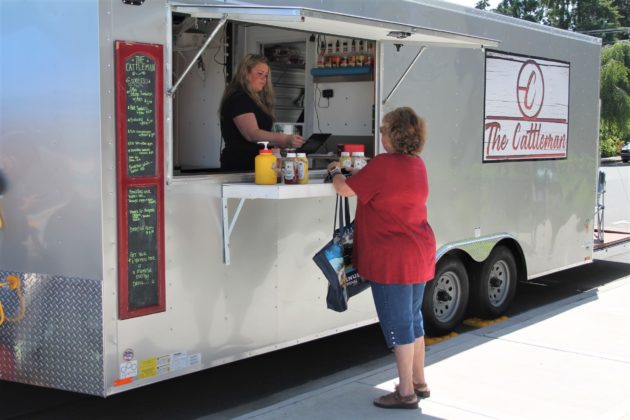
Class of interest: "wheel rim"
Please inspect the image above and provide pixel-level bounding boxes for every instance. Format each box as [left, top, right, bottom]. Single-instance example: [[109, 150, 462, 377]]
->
[[432, 270, 462, 323], [487, 260, 510, 307]]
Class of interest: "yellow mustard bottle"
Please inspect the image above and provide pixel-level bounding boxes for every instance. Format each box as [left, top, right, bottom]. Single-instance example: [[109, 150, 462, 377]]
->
[[297, 152, 309, 184], [255, 142, 277, 185]]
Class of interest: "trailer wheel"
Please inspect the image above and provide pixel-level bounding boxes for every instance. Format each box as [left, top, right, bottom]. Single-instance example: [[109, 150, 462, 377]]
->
[[422, 256, 469, 336], [472, 245, 517, 318]]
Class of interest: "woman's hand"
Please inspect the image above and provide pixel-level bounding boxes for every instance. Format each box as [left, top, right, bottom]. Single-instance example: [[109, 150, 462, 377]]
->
[[285, 134, 305, 148], [327, 160, 355, 197]]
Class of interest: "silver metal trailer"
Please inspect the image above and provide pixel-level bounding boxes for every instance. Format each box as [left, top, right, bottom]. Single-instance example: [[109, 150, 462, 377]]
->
[[0, 0, 608, 396]]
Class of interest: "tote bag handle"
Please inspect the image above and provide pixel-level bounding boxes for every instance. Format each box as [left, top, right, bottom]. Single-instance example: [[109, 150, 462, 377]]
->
[[333, 195, 352, 234]]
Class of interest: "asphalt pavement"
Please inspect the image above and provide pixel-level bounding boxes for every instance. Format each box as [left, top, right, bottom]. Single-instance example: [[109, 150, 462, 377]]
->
[[215, 268, 630, 420]]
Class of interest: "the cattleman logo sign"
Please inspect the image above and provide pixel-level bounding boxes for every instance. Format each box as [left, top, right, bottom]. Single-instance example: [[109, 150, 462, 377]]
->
[[484, 51, 570, 162]]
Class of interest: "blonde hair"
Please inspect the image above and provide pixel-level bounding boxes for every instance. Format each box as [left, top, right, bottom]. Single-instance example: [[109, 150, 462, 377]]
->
[[381, 107, 427, 155], [220, 54, 275, 119]]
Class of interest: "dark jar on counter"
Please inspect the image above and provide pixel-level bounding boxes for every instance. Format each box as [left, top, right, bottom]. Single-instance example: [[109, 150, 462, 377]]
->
[[283, 152, 298, 184]]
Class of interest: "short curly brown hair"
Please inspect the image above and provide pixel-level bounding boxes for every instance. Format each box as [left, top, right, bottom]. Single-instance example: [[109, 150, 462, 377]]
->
[[380, 107, 427, 155]]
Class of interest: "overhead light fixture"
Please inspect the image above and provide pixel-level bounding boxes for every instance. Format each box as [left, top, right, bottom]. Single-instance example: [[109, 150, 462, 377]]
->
[[387, 31, 412, 39]]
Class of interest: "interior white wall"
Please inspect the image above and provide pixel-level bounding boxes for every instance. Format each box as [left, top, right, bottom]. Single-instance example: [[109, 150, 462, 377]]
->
[[311, 81, 374, 135], [173, 32, 225, 169]]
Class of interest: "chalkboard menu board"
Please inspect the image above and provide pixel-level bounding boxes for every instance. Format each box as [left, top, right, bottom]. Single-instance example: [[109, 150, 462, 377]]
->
[[115, 41, 165, 319], [125, 54, 157, 177], [127, 186, 159, 308]]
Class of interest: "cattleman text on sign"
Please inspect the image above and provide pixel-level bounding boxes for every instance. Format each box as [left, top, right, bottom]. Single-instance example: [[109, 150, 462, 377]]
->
[[483, 51, 570, 162]]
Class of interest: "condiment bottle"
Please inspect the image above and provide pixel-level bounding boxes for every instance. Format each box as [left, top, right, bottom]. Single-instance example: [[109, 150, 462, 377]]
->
[[339, 152, 352, 172], [283, 152, 298, 184], [297, 153, 309, 184], [255, 142, 277, 185], [366, 42, 374, 66], [352, 151, 367, 170], [271, 147, 283, 183]]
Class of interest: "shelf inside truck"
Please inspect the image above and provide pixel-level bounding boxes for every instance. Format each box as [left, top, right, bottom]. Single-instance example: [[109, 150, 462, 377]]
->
[[310, 66, 373, 83]]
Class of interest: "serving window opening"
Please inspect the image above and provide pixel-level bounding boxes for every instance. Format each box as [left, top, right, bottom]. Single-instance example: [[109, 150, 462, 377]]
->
[[170, 13, 377, 176]]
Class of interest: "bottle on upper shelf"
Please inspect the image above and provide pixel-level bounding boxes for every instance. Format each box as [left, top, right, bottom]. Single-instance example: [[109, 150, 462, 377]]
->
[[316, 37, 374, 72]]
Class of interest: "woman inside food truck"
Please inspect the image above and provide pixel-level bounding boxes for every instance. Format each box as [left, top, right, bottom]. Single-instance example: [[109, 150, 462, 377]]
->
[[219, 54, 305, 171]]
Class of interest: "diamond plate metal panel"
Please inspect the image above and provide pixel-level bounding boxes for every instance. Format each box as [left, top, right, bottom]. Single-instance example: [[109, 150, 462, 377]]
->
[[0, 271, 103, 396]]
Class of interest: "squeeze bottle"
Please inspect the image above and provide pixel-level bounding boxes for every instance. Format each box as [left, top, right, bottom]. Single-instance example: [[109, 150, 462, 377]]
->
[[255, 142, 277, 185], [352, 151, 367, 170], [339, 152, 352, 172], [297, 152, 309, 184], [284, 152, 298, 184]]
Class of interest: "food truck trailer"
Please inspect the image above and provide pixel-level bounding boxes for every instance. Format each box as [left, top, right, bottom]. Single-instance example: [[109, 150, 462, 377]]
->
[[0, 0, 622, 396]]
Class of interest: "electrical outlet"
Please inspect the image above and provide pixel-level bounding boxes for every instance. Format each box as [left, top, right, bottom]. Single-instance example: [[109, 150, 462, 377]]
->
[[322, 89, 334, 98]]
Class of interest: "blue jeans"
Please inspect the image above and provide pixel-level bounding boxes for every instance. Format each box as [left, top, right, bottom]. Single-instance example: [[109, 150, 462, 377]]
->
[[370, 281, 426, 348]]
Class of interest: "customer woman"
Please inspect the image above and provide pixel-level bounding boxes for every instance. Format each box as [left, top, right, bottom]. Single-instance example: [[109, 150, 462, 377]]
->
[[219, 54, 304, 171], [327, 107, 436, 409]]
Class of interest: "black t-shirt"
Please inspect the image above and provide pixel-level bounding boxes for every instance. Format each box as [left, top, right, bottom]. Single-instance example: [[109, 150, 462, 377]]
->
[[220, 90, 273, 171]]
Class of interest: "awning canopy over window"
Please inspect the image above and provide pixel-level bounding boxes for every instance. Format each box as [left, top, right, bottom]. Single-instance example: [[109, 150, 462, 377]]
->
[[171, 4, 499, 48]]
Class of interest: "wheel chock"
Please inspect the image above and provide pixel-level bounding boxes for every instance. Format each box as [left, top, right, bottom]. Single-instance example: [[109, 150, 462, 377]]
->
[[463, 316, 508, 328], [425, 332, 459, 346]]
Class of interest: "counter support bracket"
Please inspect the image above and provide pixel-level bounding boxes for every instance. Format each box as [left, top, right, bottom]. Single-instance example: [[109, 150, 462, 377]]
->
[[222, 197, 247, 265], [221, 182, 335, 265]]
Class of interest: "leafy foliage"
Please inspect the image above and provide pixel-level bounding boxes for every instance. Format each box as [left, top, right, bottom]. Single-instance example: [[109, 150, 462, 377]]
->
[[599, 123, 625, 157], [496, 0, 544, 22], [600, 42, 630, 145], [475, 0, 491, 9]]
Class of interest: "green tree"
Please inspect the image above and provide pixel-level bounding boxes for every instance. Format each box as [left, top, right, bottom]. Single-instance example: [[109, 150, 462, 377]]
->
[[610, 0, 629, 40], [496, 0, 544, 22], [600, 41, 630, 142], [611, 0, 629, 27], [541, 0, 574, 29], [475, 0, 491, 10], [574, 0, 620, 31]]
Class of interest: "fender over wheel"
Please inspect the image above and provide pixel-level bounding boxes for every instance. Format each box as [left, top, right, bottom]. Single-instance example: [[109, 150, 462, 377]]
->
[[422, 256, 469, 337], [471, 245, 518, 318]]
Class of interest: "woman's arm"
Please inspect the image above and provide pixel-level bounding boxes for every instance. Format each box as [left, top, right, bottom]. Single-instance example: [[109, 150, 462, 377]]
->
[[233, 113, 304, 148], [327, 162, 356, 197]]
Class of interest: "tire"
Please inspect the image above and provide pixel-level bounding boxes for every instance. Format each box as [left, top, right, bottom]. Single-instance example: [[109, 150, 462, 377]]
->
[[622, 158, 629, 163], [422, 256, 469, 336], [471, 245, 518, 318]]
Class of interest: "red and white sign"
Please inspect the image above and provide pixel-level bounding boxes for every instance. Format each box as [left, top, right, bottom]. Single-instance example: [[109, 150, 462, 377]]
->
[[483, 51, 569, 161]]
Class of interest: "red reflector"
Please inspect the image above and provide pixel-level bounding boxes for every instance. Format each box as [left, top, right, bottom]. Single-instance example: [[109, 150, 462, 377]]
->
[[113, 377, 133, 387]]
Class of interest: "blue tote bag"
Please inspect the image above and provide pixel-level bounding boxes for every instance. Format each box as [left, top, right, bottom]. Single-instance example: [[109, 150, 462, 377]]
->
[[313, 195, 369, 312]]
